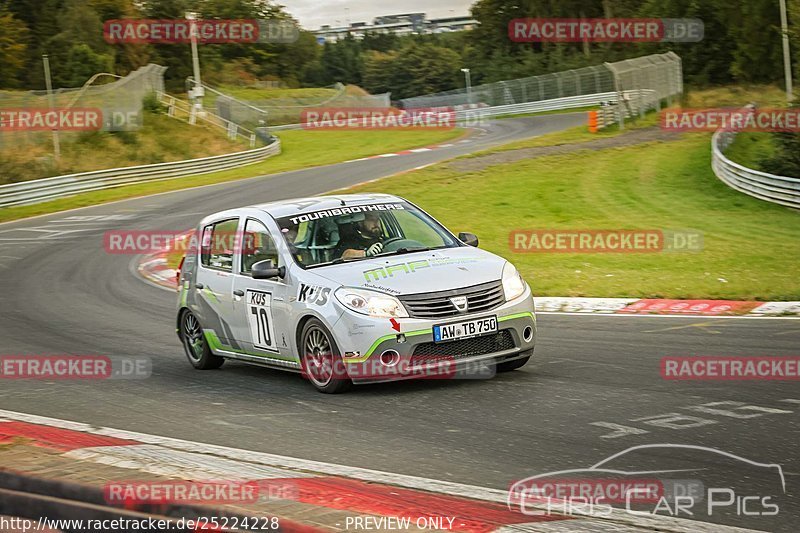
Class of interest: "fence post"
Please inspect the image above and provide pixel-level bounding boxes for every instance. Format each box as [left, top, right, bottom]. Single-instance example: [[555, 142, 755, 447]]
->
[[604, 63, 624, 130]]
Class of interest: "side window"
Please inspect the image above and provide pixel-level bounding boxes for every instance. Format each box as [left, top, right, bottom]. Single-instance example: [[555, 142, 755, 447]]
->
[[200, 218, 239, 271], [241, 218, 280, 275]]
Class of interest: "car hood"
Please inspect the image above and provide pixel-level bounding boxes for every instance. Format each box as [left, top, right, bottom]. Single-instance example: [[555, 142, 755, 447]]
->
[[310, 246, 507, 295]]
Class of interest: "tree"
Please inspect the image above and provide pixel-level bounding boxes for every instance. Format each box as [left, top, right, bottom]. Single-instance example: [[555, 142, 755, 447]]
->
[[0, 6, 30, 88], [388, 42, 462, 99], [362, 50, 398, 95], [319, 35, 363, 85], [63, 43, 114, 87]]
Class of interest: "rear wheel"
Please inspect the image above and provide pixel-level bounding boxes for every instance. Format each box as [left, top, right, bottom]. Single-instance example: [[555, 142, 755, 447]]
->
[[300, 319, 351, 394], [496, 350, 532, 372], [179, 310, 224, 370]]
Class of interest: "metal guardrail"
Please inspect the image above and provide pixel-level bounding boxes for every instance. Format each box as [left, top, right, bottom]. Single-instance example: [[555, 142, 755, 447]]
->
[[269, 91, 648, 130], [0, 137, 280, 208], [454, 92, 618, 120], [158, 91, 258, 147], [264, 95, 608, 131], [712, 127, 800, 210]]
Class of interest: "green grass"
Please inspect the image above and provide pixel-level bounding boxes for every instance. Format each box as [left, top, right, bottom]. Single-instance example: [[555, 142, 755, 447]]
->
[[200, 86, 339, 109], [0, 128, 463, 224], [0, 110, 246, 184], [683, 84, 793, 108], [341, 131, 800, 301], [724, 132, 779, 171]]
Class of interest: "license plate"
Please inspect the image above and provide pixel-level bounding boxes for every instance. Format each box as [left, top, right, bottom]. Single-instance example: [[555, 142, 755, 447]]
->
[[433, 316, 498, 343]]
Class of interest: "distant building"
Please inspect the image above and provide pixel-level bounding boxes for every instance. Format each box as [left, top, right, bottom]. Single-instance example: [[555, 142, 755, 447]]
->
[[314, 12, 477, 43], [428, 16, 478, 33]]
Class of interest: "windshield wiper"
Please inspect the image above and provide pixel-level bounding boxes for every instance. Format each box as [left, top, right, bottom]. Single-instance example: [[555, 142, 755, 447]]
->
[[372, 246, 437, 258], [308, 256, 370, 268], [308, 246, 446, 268]]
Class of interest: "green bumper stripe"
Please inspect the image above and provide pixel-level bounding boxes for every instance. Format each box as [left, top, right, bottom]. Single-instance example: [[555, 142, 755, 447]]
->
[[347, 311, 535, 364], [204, 330, 223, 351], [499, 311, 535, 322]]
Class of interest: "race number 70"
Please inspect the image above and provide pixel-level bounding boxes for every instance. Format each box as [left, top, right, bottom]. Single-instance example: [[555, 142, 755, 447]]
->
[[247, 290, 277, 352]]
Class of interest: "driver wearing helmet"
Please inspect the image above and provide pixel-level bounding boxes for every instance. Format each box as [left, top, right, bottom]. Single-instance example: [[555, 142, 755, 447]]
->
[[336, 212, 384, 259]]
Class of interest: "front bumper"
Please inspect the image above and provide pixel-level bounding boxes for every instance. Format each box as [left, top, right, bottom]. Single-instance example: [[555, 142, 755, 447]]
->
[[331, 288, 536, 384]]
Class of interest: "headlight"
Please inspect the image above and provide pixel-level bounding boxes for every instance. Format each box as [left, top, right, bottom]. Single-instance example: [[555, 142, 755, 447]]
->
[[502, 262, 527, 301], [334, 287, 409, 318]]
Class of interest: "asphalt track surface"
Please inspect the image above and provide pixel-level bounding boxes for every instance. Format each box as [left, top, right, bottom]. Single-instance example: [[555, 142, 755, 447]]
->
[[0, 113, 798, 532]]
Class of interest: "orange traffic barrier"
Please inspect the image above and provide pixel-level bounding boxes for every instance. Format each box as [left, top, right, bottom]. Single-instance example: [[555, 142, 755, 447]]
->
[[588, 110, 598, 133]]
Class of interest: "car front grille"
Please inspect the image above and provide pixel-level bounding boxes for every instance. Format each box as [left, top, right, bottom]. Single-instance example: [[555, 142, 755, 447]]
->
[[411, 329, 516, 366], [398, 280, 505, 319]]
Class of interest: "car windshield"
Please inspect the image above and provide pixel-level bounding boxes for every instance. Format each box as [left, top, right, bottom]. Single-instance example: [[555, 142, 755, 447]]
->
[[276, 201, 460, 268]]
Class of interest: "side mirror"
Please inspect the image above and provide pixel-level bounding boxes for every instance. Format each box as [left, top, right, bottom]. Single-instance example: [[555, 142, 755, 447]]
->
[[458, 232, 479, 247], [252, 259, 285, 280]]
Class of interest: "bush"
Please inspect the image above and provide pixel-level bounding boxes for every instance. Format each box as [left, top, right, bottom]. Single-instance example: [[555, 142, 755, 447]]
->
[[142, 93, 164, 114]]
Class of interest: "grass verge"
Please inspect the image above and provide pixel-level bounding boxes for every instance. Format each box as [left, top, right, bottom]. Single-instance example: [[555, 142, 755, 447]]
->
[[0, 110, 246, 185], [0, 128, 462, 224], [341, 130, 800, 301]]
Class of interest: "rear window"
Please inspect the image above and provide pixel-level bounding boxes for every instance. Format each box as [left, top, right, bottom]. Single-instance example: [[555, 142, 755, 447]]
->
[[200, 218, 239, 271]]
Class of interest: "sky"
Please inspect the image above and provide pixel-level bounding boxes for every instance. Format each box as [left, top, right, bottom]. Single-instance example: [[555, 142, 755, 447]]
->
[[277, 0, 475, 30]]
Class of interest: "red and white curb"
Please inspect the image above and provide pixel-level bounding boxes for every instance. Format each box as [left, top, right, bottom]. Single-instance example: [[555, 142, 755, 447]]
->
[[342, 130, 488, 164], [534, 297, 800, 317], [0, 410, 756, 532], [344, 143, 467, 163], [137, 249, 178, 290]]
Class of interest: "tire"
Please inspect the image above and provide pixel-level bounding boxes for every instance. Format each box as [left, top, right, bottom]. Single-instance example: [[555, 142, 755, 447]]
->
[[300, 318, 352, 394], [179, 310, 224, 370], [496, 350, 532, 372]]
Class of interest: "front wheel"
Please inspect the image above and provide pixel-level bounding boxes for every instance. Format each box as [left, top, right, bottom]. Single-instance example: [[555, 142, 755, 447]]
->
[[179, 310, 224, 370], [496, 350, 532, 372], [300, 319, 351, 394]]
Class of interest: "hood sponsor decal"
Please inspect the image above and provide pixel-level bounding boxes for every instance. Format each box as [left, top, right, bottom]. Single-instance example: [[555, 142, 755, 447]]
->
[[362, 283, 401, 294], [362, 257, 481, 282]]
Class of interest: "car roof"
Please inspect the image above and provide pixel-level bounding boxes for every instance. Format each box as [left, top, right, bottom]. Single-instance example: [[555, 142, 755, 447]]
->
[[249, 193, 406, 219]]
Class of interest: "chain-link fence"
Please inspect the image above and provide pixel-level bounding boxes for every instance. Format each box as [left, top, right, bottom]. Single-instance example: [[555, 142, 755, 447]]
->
[[400, 65, 614, 109], [0, 64, 166, 151], [398, 52, 683, 123], [199, 81, 392, 128], [604, 52, 682, 127]]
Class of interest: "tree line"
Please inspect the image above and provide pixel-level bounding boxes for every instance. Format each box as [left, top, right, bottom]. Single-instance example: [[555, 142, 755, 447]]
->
[[0, 0, 797, 98]]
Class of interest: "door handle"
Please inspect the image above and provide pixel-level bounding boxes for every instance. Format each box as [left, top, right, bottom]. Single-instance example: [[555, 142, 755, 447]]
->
[[233, 289, 245, 297], [195, 283, 204, 290]]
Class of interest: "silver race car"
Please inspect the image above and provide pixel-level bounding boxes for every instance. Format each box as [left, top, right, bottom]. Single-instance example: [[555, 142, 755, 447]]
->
[[176, 194, 536, 393]]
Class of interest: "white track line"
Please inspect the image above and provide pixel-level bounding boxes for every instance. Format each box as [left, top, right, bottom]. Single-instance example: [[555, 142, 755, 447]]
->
[[0, 409, 756, 532]]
